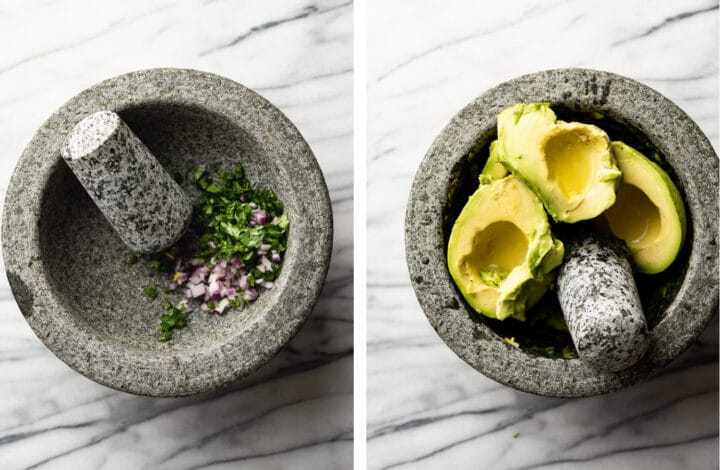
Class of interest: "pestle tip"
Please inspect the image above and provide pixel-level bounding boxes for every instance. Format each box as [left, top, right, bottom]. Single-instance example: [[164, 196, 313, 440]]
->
[[62, 110, 122, 161]]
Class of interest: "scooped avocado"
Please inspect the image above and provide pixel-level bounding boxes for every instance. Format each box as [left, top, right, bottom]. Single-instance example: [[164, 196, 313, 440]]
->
[[447, 175, 564, 320], [479, 140, 509, 184], [495, 103, 622, 223], [603, 141, 686, 274]]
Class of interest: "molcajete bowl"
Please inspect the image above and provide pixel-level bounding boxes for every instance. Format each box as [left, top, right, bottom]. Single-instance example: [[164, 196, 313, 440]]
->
[[405, 68, 718, 397], [2, 68, 332, 397]]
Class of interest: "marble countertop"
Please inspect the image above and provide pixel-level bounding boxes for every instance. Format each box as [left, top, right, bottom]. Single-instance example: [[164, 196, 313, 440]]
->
[[0, 1, 352, 468], [367, 1, 718, 469]]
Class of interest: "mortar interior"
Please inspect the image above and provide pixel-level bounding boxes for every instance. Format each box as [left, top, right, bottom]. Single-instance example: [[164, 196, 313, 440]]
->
[[39, 102, 295, 353], [442, 104, 693, 358]]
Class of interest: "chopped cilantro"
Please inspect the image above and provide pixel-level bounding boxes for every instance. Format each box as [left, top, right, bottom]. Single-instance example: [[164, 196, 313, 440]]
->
[[148, 258, 174, 273], [190, 164, 288, 263], [561, 345, 578, 359], [143, 283, 159, 300], [145, 163, 289, 342], [157, 301, 190, 341]]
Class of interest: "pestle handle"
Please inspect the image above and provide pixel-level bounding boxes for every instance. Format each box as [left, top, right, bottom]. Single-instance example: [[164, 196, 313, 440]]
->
[[61, 110, 192, 254], [557, 232, 649, 372]]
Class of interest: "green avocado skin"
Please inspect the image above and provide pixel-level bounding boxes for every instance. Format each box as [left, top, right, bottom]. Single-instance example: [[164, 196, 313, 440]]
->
[[605, 141, 686, 274]]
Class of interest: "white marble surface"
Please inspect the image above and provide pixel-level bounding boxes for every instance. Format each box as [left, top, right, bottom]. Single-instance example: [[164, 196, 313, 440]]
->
[[0, 1, 352, 468], [368, 1, 718, 469]]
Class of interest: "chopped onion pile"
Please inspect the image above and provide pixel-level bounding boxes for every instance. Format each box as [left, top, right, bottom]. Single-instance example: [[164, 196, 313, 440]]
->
[[169, 240, 283, 314], [145, 163, 289, 341]]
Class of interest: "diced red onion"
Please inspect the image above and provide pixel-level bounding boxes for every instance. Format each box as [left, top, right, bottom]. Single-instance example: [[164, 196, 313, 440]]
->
[[211, 264, 226, 279], [208, 280, 220, 295], [173, 272, 188, 285], [244, 288, 258, 301], [161, 217, 282, 317], [251, 209, 267, 225], [189, 283, 206, 298], [259, 255, 272, 272], [214, 298, 229, 314]]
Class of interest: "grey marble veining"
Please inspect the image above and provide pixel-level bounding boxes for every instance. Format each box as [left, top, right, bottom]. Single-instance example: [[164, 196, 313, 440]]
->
[[0, 0, 352, 468], [368, 0, 718, 468]]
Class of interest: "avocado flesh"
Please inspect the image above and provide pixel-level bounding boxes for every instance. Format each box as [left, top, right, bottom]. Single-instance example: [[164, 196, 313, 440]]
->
[[495, 103, 622, 223], [603, 141, 686, 274], [447, 176, 564, 320], [479, 140, 509, 184]]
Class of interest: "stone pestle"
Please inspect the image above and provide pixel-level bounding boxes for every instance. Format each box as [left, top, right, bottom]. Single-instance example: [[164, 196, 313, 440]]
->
[[60, 110, 192, 254], [557, 231, 650, 372]]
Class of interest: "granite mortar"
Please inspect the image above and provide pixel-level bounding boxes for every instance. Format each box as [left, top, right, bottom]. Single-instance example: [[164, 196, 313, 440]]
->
[[405, 68, 719, 397], [2, 68, 333, 397]]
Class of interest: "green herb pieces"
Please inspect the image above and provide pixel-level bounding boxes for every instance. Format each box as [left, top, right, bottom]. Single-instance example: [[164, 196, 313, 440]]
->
[[190, 164, 288, 263], [157, 301, 190, 342], [148, 257, 174, 274], [143, 283, 159, 300], [561, 345, 578, 359], [144, 163, 289, 342]]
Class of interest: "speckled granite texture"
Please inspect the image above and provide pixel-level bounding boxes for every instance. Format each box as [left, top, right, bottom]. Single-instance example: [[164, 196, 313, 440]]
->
[[2, 68, 333, 397], [558, 233, 648, 372], [405, 68, 719, 397], [61, 110, 192, 253]]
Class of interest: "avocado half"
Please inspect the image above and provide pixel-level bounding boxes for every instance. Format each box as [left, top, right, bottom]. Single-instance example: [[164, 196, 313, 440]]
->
[[479, 140, 509, 184], [447, 175, 564, 320], [495, 103, 622, 223], [603, 141, 686, 274]]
